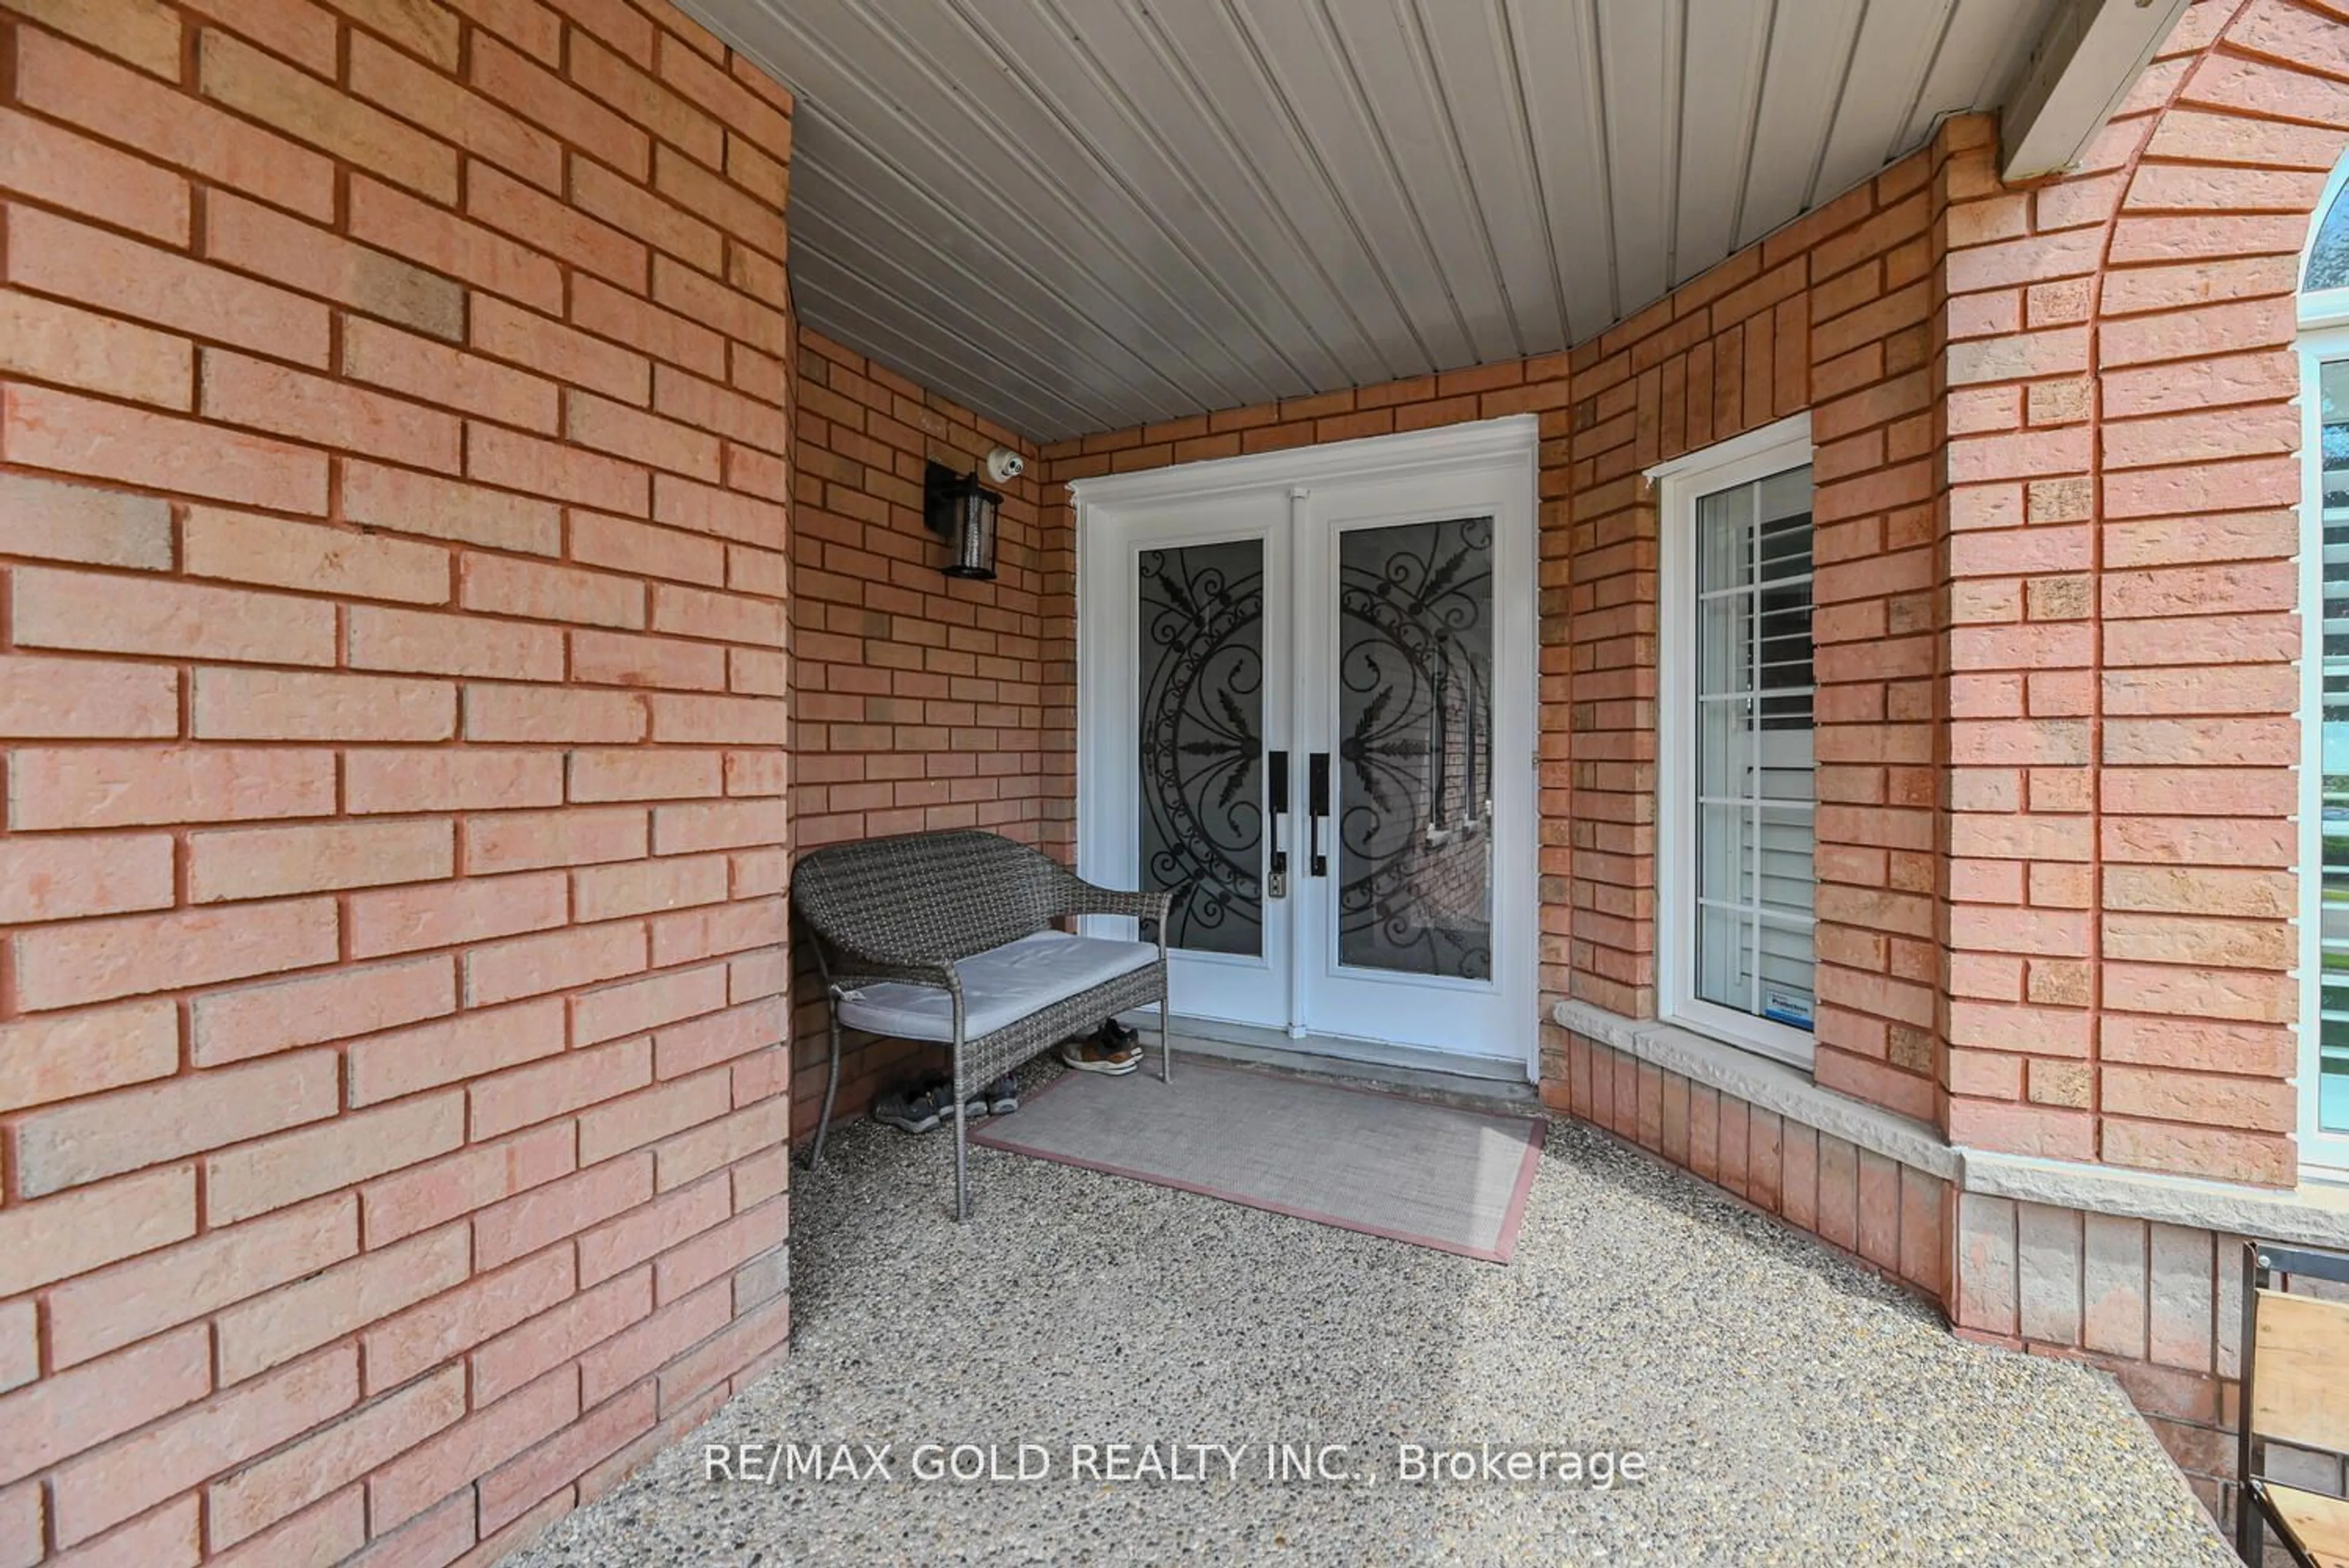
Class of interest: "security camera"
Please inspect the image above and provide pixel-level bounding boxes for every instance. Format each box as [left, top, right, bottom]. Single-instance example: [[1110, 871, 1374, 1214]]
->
[[984, 447, 1025, 484]]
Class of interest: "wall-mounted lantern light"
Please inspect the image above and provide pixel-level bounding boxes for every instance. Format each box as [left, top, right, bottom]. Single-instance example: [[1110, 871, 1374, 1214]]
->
[[925, 461, 1001, 582]]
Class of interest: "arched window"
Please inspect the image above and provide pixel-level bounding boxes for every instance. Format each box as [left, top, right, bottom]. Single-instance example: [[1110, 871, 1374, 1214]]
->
[[2299, 153, 2349, 1172]]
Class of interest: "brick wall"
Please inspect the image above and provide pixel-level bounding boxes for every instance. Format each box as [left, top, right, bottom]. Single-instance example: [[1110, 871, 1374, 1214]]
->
[[1935, 0, 2345, 1190], [1561, 149, 1943, 1123], [0, 1, 796, 1563], [787, 330, 1052, 1137], [1047, 140, 1948, 1133]]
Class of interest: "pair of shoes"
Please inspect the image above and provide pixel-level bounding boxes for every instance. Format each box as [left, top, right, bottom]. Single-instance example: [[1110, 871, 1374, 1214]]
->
[[873, 1079, 953, 1134], [948, 1075, 1020, 1120], [982, 1074, 1019, 1115], [1061, 1023, 1142, 1075], [875, 1075, 1020, 1132]]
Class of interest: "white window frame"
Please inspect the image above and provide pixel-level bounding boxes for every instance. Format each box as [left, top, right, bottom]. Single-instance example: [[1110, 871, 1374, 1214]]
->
[[1652, 411, 1817, 1069], [2297, 153, 2349, 1175]]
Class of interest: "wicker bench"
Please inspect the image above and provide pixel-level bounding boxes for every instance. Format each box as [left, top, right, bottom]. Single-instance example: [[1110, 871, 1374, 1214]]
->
[[792, 829, 1171, 1219]]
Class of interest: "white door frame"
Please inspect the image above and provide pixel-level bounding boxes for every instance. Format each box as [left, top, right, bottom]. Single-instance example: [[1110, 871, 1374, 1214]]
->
[[1072, 415, 1542, 1079]]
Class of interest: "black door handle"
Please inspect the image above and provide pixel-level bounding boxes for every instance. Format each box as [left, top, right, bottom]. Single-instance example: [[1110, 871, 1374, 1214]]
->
[[1266, 750, 1289, 897], [1307, 751, 1329, 877]]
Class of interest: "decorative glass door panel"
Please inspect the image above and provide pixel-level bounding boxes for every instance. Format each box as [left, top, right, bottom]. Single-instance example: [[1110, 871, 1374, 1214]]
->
[[1077, 425, 1536, 1071], [1137, 540, 1265, 957], [1333, 516, 1493, 979]]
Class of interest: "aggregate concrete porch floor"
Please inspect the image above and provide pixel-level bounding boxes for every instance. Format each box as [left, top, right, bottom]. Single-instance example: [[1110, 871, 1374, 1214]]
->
[[502, 1063, 2232, 1567]]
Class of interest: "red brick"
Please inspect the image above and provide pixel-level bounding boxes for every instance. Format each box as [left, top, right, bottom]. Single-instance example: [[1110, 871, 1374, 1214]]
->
[[362, 1247, 571, 1397], [0, 997, 177, 1112], [651, 143, 785, 258], [652, 473, 784, 544], [475, 1151, 655, 1271], [470, 421, 651, 513], [204, 349, 462, 472], [469, 33, 648, 180], [185, 505, 451, 605], [470, 1037, 651, 1143], [39, 1497, 199, 1568], [2, 384, 329, 514], [206, 192, 464, 341], [577, 1070, 730, 1167], [0, 286, 195, 409], [461, 553, 645, 628], [204, 1091, 466, 1225], [343, 462, 562, 554], [193, 667, 454, 743], [334, 0, 463, 67], [13, 898, 340, 1014], [579, 1278, 730, 1408], [366, 1369, 576, 1533], [574, 1173, 727, 1288], [349, 176, 562, 313], [653, 1196, 784, 1304], [570, 964, 729, 1046], [650, 899, 779, 968], [190, 819, 451, 904], [0, 1323, 209, 1488], [650, 583, 785, 645], [570, 626, 728, 691], [472, 295, 652, 406], [464, 920, 648, 1008], [346, 869, 568, 958], [198, 29, 456, 202], [568, 749, 722, 802], [347, 606, 565, 682], [573, 854, 730, 923], [572, 276, 725, 378], [566, 390, 722, 481], [651, 255, 784, 353], [350, 32, 562, 190], [343, 749, 560, 814], [344, 316, 561, 433], [464, 682, 650, 743], [0, 654, 177, 740], [0, 104, 188, 244], [193, 957, 455, 1068], [0, 469, 173, 568], [467, 164, 648, 291], [12, 566, 332, 667], [9, 201, 319, 368], [651, 797, 787, 854], [13, 1055, 331, 1209], [571, 158, 722, 274], [472, 1270, 650, 1406], [571, 34, 719, 162], [7, 747, 331, 832], [650, 1095, 787, 1191], [209, 1486, 368, 1565], [653, 1291, 785, 1410], [50, 1348, 358, 1547], [463, 805, 652, 874], [358, 1121, 574, 1250], [347, 998, 566, 1107], [15, 29, 333, 220], [39, 1184, 317, 1363]]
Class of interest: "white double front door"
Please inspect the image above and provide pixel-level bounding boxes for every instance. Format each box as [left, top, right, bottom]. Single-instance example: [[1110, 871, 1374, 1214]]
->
[[1074, 417, 1538, 1075]]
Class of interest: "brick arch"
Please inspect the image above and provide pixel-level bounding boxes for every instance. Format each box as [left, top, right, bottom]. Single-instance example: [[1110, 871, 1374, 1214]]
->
[[1935, 0, 2349, 1186]]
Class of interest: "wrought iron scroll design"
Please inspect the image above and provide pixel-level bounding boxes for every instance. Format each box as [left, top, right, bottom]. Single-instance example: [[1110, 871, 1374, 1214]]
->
[[1137, 541, 1264, 956], [1335, 516, 1494, 980]]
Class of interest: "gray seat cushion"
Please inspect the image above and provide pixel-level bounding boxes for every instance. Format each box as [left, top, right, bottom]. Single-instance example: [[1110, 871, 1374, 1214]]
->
[[836, 931, 1154, 1043]]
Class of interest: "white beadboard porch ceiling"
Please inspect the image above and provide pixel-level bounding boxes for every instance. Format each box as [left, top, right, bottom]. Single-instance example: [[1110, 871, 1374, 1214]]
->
[[683, 0, 2060, 442]]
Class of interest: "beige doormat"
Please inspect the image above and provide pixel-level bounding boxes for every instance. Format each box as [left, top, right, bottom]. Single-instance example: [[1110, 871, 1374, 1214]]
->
[[970, 1060, 1544, 1261]]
